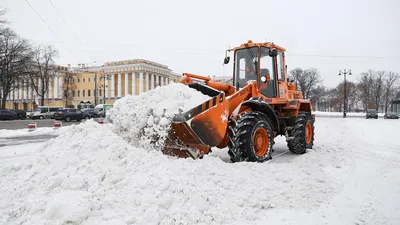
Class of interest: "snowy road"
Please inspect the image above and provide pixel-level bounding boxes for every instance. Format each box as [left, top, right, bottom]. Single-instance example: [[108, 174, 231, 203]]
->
[[0, 117, 399, 225]]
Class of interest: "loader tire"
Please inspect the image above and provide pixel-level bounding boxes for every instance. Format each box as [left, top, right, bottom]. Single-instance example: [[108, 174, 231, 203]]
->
[[228, 111, 274, 163], [287, 112, 315, 154]]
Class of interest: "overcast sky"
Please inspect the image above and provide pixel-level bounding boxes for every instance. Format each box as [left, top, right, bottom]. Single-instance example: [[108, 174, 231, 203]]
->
[[1, 0, 400, 87]]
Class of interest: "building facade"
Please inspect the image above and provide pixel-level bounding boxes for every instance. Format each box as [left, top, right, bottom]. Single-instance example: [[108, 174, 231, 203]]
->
[[3, 65, 68, 111], [3, 59, 181, 110]]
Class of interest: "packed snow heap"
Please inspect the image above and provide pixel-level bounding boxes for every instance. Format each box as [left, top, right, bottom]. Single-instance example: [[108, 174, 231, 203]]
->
[[106, 83, 210, 150], [0, 83, 338, 225]]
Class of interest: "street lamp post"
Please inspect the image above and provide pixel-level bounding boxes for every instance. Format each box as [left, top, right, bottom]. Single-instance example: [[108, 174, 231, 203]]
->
[[338, 69, 352, 118], [98, 75, 110, 104], [94, 73, 98, 106]]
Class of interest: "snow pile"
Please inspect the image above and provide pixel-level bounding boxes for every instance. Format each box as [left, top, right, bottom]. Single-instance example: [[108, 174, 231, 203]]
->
[[0, 119, 343, 225], [106, 83, 210, 149]]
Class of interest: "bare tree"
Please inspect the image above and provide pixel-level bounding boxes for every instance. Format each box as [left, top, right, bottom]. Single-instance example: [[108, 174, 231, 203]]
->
[[0, 28, 31, 109], [289, 67, 323, 99], [372, 70, 385, 111], [334, 81, 358, 112], [63, 70, 76, 107], [25, 45, 59, 106], [0, 8, 9, 27], [309, 85, 325, 108], [358, 70, 375, 110], [382, 72, 400, 113]]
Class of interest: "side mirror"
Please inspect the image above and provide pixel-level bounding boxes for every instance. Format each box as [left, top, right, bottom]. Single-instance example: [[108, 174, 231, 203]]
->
[[269, 48, 278, 57], [224, 56, 230, 64], [260, 75, 270, 83]]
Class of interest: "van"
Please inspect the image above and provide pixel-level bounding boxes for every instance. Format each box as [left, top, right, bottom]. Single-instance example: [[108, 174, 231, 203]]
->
[[30, 106, 63, 119]]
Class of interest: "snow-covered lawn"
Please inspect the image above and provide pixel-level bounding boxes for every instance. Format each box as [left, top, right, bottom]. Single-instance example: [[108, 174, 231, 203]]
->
[[0, 117, 399, 225]]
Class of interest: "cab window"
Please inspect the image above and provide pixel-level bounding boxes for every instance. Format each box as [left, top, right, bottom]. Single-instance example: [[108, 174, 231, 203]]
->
[[259, 47, 276, 98], [234, 47, 258, 88], [277, 52, 285, 81]]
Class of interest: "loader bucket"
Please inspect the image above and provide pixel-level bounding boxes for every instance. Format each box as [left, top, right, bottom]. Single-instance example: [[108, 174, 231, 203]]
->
[[162, 83, 229, 159]]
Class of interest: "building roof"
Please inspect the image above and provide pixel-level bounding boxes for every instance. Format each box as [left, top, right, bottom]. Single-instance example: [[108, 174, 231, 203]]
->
[[104, 59, 169, 69]]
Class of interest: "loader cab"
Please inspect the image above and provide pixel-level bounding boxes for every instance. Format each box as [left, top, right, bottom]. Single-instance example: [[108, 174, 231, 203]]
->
[[233, 44, 285, 98]]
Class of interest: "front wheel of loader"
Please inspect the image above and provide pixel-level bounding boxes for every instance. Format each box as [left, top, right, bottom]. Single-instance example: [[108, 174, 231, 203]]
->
[[228, 111, 274, 162], [287, 112, 315, 154]]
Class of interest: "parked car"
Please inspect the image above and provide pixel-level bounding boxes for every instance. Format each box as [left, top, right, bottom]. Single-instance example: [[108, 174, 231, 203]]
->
[[0, 110, 18, 120], [94, 104, 113, 117], [30, 106, 63, 119], [384, 112, 399, 119], [366, 109, 378, 119], [81, 108, 98, 118], [10, 109, 27, 120], [54, 108, 91, 122]]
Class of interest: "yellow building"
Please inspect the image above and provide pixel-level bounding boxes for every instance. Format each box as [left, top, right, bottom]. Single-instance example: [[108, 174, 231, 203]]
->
[[3, 59, 181, 110], [4, 65, 68, 111]]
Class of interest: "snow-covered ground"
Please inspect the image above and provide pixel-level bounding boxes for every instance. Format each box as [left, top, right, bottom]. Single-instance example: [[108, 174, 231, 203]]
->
[[314, 111, 386, 117], [0, 84, 399, 225], [0, 127, 67, 138]]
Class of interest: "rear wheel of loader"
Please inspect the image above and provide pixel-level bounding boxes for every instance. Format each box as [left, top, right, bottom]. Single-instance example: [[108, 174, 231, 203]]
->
[[228, 111, 274, 162], [287, 112, 315, 154]]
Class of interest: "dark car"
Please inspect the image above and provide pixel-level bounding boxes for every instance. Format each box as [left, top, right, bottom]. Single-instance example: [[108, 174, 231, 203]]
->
[[81, 108, 98, 118], [10, 109, 27, 120], [0, 110, 18, 120], [366, 109, 378, 119], [384, 112, 399, 119], [53, 108, 91, 122]]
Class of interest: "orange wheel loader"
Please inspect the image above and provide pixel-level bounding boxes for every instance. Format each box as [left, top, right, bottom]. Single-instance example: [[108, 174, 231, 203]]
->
[[162, 40, 315, 162]]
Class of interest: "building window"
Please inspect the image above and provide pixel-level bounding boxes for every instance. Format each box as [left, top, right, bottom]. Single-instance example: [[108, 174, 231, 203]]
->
[[88, 78, 90, 82], [83, 90, 85, 97], [88, 90, 91, 97], [99, 89, 102, 96], [83, 78, 85, 83], [72, 90, 75, 97], [78, 90, 80, 97], [78, 78, 80, 83]]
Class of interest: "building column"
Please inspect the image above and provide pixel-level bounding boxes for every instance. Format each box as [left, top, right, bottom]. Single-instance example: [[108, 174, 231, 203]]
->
[[18, 80, 22, 100], [54, 76, 58, 99], [13, 81, 16, 100], [27, 80, 31, 100], [139, 72, 143, 93], [157, 75, 160, 87], [117, 73, 122, 98], [132, 73, 136, 95], [105, 75, 109, 98], [24, 80, 27, 99], [124, 73, 128, 96], [111, 74, 115, 98], [21, 80, 25, 100], [145, 73, 149, 91], [58, 75, 62, 99], [161, 76, 164, 86], [151, 74, 154, 90], [49, 79, 53, 99]]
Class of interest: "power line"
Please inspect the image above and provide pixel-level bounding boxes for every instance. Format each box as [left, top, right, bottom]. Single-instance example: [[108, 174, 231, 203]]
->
[[24, 0, 64, 44], [24, 0, 77, 61], [48, 0, 81, 42], [287, 54, 400, 59]]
